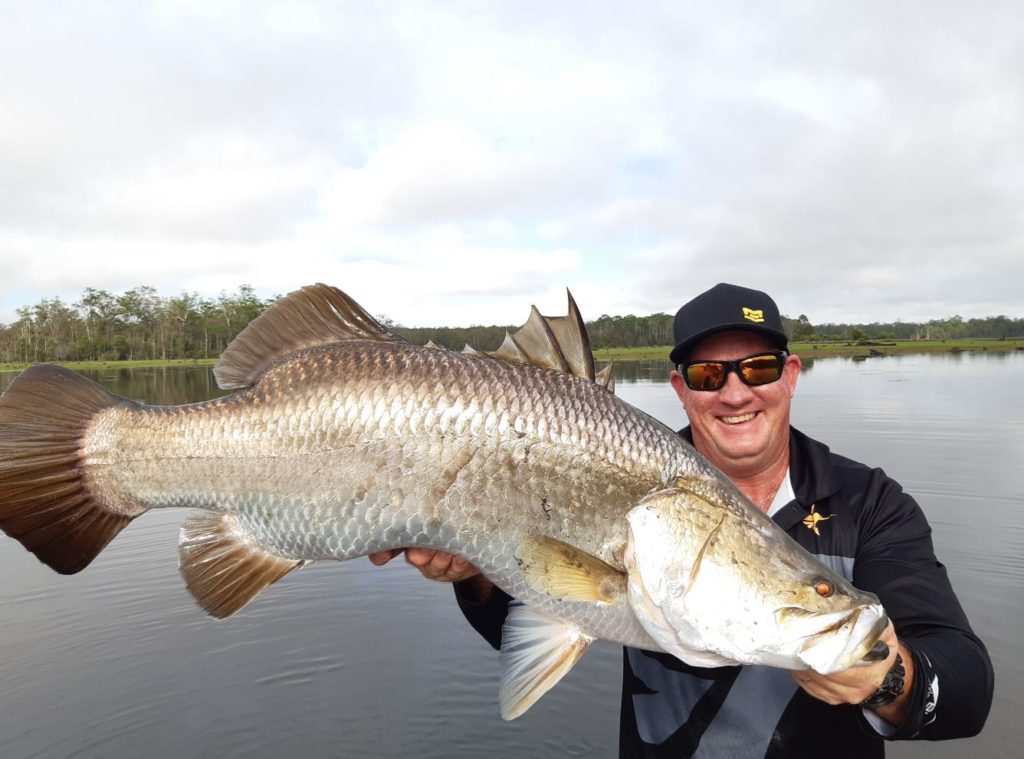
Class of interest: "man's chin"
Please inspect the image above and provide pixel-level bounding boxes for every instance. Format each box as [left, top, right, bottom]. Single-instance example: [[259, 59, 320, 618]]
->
[[713, 425, 767, 453]]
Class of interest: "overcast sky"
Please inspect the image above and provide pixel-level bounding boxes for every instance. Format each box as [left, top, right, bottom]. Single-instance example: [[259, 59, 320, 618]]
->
[[1, 1, 1021, 328]]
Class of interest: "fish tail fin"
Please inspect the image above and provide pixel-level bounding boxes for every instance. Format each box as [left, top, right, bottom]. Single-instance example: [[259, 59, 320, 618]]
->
[[0, 364, 143, 574]]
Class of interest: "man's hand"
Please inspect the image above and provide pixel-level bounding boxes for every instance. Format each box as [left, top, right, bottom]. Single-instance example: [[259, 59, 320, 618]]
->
[[368, 547, 481, 583], [791, 621, 914, 727]]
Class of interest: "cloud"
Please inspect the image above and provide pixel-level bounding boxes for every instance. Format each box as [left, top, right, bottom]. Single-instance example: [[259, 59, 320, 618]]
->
[[1, 1, 1022, 329]]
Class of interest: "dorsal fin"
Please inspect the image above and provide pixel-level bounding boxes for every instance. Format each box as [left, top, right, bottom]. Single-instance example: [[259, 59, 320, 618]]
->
[[596, 362, 615, 393], [492, 290, 596, 382], [424, 339, 443, 350], [461, 343, 486, 357], [213, 284, 401, 389]]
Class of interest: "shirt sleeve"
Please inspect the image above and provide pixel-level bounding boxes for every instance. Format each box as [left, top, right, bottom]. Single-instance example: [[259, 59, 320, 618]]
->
[[851, 467, 993, 740], [453, 580, 512, 651]]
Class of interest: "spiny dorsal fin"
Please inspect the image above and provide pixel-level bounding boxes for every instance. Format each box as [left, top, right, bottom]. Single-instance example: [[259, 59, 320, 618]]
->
[[516, 534, 626, 605], [498, 603, 593, 720], [492, 290, 596, 382], [178, 512, 305, 619], [213, 284, 401, 389]]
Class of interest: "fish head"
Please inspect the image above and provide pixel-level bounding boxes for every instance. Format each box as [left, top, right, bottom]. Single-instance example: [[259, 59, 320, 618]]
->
[[624, 487, 889, 673]]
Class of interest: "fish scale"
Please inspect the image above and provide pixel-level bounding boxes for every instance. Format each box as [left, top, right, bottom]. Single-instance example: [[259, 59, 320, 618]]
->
[[80, 341, 684, 647]]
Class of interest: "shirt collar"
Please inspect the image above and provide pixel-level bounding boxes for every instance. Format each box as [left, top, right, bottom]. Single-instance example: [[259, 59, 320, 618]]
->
[[766, 468, 794, 518]]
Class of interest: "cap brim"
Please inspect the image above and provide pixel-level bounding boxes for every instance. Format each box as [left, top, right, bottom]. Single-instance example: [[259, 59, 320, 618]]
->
[[669, 325, 788, 365]]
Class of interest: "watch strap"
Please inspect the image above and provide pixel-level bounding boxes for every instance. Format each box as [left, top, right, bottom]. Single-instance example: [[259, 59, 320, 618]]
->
[[861, 652, 906, 710]]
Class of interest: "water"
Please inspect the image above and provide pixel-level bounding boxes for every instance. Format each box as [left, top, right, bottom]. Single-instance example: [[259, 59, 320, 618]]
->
[[1, 354, 1020, 758]]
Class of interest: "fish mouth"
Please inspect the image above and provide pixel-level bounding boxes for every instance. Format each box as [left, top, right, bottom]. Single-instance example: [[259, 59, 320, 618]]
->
[[860, 637, 891, 664], [784, 604, 890, 673], [848, 609, 890, 664]]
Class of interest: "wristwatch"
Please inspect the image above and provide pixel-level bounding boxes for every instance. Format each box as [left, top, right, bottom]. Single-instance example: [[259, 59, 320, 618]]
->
[[861, 652, 906, 710]]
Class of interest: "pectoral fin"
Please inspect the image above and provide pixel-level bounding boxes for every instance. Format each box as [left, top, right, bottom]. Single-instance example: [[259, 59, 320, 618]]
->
[[178, 512, 306, 619], [499, 603, 593, 720], [516, 535, 627, 605]]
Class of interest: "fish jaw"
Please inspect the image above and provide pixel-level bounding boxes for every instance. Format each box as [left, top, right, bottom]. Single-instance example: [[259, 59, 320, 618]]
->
[[787, 604, 890, 674]]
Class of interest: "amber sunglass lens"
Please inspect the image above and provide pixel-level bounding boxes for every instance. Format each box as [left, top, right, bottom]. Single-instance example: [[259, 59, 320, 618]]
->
[[686, 362, 725, 390], [739, 355, 783, 385]]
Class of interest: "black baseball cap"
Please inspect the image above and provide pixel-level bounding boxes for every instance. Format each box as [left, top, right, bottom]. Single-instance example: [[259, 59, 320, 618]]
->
[[669, 283, 788, 365]]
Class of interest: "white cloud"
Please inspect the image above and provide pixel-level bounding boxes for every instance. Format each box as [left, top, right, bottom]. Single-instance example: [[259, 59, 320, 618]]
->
[[1, 1, 1022, 329]]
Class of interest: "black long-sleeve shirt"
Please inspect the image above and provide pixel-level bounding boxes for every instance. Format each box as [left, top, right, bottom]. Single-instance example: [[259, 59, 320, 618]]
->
[[455, 427, 993, 757]]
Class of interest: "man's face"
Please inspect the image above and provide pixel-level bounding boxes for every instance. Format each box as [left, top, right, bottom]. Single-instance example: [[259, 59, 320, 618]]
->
[[669, 331, 802, 479]]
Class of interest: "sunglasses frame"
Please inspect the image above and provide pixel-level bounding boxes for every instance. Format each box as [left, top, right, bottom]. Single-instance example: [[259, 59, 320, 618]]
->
[[678, 350, 790, 392]]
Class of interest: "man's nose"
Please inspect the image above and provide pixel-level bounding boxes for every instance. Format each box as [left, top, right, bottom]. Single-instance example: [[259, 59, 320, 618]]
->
[[717, 369, 754, 403]]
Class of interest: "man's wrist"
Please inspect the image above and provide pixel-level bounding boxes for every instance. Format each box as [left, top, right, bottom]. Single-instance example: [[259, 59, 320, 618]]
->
[[454, 575, 495, 604], [861, 652, 905, 709], [862, 643, 916, 730]]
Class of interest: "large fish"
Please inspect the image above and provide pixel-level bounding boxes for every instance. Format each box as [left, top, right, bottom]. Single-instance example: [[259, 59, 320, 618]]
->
[[0, 284, 887, 718]]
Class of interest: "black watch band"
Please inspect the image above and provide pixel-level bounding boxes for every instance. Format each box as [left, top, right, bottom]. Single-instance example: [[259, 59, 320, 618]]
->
[[861, 652, 906, 710]]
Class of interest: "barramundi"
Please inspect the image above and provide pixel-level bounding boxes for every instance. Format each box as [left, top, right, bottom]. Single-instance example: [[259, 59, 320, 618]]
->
[[0, 284, 888, 718]]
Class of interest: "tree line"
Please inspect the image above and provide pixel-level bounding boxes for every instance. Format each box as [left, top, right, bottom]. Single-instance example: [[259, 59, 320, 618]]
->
[[2, 286, 1021, 364]]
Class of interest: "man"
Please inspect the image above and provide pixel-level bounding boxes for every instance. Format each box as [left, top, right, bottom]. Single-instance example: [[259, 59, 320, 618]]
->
[[371, 283, 993, 757]]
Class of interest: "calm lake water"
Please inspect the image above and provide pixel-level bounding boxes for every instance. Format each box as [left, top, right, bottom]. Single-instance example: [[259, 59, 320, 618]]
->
[[1, 353, 1020, 758]]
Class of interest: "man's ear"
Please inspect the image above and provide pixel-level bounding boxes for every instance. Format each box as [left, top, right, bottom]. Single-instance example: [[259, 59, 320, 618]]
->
[[784, 354, 802, 398], [669, 369, 688, 407]]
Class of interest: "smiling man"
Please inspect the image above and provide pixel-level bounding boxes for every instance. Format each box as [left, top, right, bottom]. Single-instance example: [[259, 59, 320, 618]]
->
[[371, 283, 993, 757]]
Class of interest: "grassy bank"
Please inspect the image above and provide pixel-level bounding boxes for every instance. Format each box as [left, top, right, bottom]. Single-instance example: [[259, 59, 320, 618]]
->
[[790, 338, 1024, 357], [2, 338, 1021, 373], [594, 338, 1024, 362], [0, 358, 217, 372]]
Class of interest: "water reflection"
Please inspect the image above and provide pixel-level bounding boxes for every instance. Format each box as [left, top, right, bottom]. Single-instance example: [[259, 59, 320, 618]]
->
[[598, 359, 672, 384], [0, 354, 1019, 758]]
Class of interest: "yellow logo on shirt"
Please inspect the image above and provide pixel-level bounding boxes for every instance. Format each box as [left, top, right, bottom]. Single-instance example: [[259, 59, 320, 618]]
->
[[802, 503, 834, 536], [742, 307, 765, 323]]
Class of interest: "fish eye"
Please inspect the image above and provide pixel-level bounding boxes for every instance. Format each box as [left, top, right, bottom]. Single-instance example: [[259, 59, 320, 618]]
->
[[813, 578, 834, 598]]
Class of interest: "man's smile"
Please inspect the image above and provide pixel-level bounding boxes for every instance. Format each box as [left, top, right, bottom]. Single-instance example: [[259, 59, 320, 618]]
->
[[719, 411, 759, 425]]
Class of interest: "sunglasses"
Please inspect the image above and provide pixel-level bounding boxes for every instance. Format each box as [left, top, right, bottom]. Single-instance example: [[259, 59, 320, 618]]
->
[[679, 350, 789, 391]]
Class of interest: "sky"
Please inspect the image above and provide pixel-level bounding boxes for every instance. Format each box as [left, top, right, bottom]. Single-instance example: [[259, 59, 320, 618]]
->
[[1, 0, 1022, 328]]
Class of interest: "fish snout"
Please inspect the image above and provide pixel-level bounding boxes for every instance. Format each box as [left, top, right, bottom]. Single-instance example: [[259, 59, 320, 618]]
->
[[789, 603, 890, 674]]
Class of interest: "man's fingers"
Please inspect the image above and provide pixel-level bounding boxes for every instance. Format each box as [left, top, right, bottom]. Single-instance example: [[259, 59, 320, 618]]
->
[[430, 550, 453, 574], [792, 621, 904, 706], [368, 548, 404, 566], [370, 547, 480, 583], [404, 547, 437, 569]]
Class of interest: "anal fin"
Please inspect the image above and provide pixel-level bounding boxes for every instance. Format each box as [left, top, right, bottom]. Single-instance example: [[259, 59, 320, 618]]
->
[[499, 603, 593, 720], [178, 512, 304, 619]]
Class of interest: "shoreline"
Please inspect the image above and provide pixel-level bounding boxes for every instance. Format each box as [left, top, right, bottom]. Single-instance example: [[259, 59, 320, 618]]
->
[[595, 338, 1024, 362], [2, 338, 1022, 373]]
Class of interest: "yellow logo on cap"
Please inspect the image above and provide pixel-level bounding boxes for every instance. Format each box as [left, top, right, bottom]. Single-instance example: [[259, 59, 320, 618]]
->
[[743, 307, 765, 323]]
